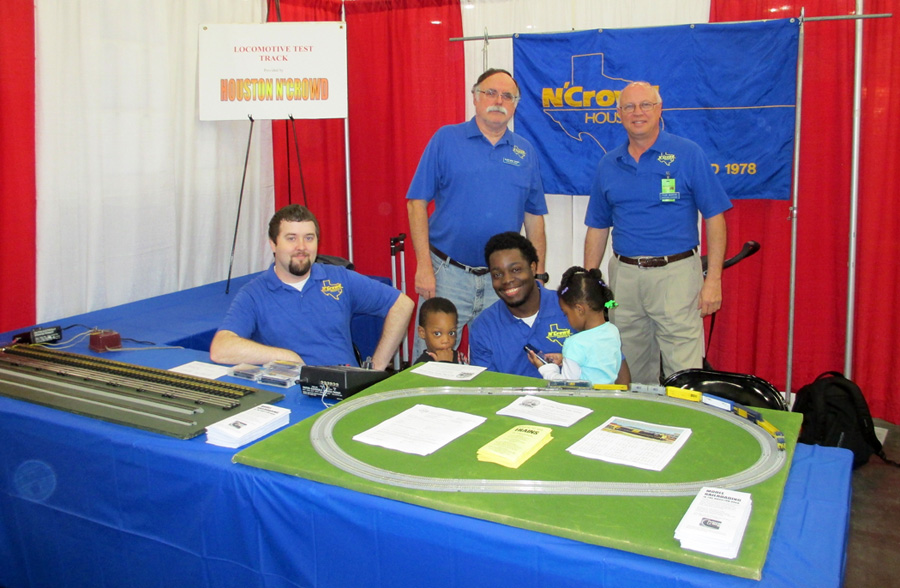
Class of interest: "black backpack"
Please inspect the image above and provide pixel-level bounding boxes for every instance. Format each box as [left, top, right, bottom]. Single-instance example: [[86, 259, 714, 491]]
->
[[791, 371, 889, 468]]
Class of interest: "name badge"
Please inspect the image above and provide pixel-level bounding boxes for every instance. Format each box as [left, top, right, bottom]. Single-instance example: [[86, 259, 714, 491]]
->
[[660, 177, 679, 202], [502, 157, 521, 166]]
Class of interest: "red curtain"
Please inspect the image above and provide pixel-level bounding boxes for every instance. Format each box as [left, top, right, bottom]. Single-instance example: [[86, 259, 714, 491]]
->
[[270, 0, 464, 280], [343, 0, 464, 278], [268, 0, 349, 258], [0, 0, 37, 333], [709, 1, 899, 422]]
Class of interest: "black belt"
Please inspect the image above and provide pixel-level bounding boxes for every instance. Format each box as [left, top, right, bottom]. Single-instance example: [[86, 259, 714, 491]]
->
[[430, 245, 490, 276], [616, 248, 695, 268]]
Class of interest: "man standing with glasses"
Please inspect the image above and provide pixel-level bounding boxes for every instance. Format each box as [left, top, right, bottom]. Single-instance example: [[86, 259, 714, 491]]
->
[[406, 68, 548, 361], [583, 81, 731, 385]]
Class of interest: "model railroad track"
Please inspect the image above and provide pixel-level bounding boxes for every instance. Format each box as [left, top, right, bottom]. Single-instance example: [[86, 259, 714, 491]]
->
[[0, 344, 284, 439], [310, 386, 787, 497]]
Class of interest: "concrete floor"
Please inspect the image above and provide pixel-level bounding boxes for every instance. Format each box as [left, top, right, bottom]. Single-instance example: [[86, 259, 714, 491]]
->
[[843, 418, 900, 587]]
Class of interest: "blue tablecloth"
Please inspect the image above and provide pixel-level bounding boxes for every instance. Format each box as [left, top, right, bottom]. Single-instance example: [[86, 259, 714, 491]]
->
[[0, 347, 853, 588], [0, 278, 853, 587]]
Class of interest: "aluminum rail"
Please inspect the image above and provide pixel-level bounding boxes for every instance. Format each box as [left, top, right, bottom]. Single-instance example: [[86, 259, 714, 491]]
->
[[310, 387, 786, 497]]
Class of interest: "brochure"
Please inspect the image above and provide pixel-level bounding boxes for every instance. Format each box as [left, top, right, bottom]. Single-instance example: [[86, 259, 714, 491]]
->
[[206, 404, 291, 449], [675, 486, 753, 559], [477, 425, 553, 469], [352, 404, 486, 456], [567, 416, 692, 471], [496, 395, 592, 427]]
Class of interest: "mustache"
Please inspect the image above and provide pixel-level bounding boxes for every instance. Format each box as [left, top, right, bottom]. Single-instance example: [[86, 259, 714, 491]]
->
[[487, 105, 508, 115]]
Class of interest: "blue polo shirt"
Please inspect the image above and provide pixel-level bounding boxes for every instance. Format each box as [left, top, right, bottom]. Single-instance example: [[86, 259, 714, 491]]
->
[[406, 118, 547, 268], [585, 131, 732, 257], [218, 262, 401, 366], [469, 283, 573, 378]]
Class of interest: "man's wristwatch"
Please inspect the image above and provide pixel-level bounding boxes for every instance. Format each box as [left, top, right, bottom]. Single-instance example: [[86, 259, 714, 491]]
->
[[535, 272, 549, 284]]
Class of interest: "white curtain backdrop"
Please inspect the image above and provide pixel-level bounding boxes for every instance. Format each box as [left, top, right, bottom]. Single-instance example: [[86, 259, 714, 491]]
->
[[35, 0, 274, 323], [460, 0, 711, 285]]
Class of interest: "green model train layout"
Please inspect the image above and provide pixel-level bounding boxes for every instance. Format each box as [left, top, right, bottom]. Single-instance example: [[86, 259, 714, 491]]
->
[[235, 375, 801, 580]]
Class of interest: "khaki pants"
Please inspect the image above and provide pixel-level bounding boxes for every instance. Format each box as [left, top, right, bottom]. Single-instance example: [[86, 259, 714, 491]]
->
[[608, 254, 704, 385]]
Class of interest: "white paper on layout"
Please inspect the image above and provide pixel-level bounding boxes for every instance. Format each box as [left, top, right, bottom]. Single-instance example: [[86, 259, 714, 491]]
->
[[352, 404, 486, 456], [170, 361, 231, 380], [410, 361, 487, 381], [675, 486, 753, 559], [496, 395, 592, 427], [567, 416, 692, 471]]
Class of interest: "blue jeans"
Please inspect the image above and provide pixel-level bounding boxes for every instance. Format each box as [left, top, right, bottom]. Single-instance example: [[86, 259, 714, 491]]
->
[[411, 251, 500, 361]]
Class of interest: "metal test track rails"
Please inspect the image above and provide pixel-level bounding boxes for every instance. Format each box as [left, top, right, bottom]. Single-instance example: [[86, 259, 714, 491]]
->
[[0, 345, 284, 439]]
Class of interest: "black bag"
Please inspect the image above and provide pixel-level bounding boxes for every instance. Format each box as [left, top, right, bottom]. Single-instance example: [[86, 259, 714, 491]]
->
[[664, 368, 789, 411], [792, 371, 886, 468]]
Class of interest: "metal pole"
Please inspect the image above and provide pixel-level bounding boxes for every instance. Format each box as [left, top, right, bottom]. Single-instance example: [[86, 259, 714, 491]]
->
[[397, 233, 409, 363], [390, 236, 400, 371], [448, 14, 891, 43], [288, 116, 309, 208], [342, 3, 354, 263], [226, 115, 255, 294], [343, 117, 354, 263], [844, 1, 866, 377], [785, 13, 805, 403]]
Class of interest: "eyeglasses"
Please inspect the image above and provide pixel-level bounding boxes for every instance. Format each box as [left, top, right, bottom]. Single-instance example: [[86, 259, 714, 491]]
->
[[618, 101, 659, 114], [474, 88, 520, 103]]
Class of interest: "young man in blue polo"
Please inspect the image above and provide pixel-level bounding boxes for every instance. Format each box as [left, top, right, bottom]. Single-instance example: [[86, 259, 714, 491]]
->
[[210, 204, 414, 370], [469, 232, 571, 378]]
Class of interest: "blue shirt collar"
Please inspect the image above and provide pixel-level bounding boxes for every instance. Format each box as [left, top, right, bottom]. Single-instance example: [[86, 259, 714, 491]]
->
[[262, 262, 326, 291], [614, 130, 675, 166], [465, 116, 512, 145]]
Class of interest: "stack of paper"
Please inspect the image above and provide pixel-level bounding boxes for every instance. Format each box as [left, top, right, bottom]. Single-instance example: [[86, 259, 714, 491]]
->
[[675, 487, 753, 559], [477, 425, 553, 468], [206, 404, 291, 449]]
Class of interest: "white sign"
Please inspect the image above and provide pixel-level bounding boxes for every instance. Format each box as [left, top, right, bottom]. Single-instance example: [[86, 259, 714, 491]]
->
[[198, 22, 348, 121]]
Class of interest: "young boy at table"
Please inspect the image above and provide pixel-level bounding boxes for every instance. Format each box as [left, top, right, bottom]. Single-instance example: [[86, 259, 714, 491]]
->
[[413, 297, 464, 364]]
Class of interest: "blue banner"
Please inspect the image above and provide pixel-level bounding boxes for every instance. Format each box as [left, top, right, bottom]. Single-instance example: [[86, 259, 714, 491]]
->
[[512, 19, 799, 199]]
